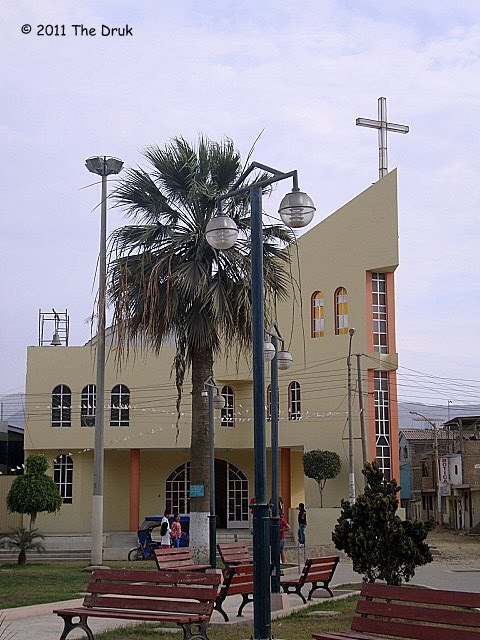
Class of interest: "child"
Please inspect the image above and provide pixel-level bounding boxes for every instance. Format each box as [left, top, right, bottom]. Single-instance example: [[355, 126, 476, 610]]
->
[[171, 512, 182, 548], [160, 518, 171, 548]]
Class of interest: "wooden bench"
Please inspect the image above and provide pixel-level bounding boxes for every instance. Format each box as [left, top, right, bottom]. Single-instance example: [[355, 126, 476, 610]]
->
[[214, 563, 254, 622], [217, 542, 252, 569], [154, 547, 211, 572], [280, 555, 339, 604], [313, 581, 480, 640], [54, 568, 221, 640]]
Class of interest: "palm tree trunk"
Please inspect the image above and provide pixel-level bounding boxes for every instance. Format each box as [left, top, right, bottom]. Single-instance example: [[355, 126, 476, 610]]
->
[[189, 347, 214, 563]]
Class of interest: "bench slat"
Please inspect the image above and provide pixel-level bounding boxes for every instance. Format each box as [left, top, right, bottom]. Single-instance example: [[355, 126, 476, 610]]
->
[[90, 568, 218, 586], [83, 595, 213, 615], [54, 607, 209, 623], [87, 582, 218, 602], [356, 599, 480, 628], [353, 617, 480, 640], [360, 582, 480, 607]]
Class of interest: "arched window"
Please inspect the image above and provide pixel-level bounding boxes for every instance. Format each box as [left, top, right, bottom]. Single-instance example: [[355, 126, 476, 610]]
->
[[110, 384, 130, 427], [221, 385, 235, 427], [51, 385, 71, 427], [53, 454, 73, 503], [166, 462, 190, 514], [81, 384, 96, 427], [334, 287, 349, 335], [311, 291, 325, 337], [288, 381, 301, 420]]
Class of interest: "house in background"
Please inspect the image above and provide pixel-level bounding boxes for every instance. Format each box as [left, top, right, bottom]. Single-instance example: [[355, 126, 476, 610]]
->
[[400, 418, 480, 530], [23, 171, 401, 544]]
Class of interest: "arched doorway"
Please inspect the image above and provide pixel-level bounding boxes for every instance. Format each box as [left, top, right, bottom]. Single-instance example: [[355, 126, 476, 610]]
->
[[165, 460, 249, 528]]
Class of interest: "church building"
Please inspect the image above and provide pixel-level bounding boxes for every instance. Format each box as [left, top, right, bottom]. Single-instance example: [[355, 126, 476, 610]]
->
[[24, 170, 400, 544]]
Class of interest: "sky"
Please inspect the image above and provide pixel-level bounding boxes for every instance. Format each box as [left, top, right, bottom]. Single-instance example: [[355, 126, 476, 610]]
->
[[1, 0, 479, 414]]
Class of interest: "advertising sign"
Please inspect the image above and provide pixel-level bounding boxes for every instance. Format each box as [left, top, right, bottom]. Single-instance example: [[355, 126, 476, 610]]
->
[[438, 457, 451, 496]]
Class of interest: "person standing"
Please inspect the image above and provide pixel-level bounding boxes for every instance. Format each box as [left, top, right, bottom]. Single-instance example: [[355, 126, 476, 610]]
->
[[160, 508, 171, 548], [298, 502, 307, 547], [279, 516, 290, 564], [171, 512, 182, 548]]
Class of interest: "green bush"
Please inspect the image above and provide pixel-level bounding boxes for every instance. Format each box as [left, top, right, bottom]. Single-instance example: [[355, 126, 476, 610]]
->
[[332, 460, 433, 584], [6, 454, 62, 529]]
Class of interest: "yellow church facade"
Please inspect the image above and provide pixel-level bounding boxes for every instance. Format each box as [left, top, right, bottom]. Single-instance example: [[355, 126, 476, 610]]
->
[[24, 171, 400, 543]]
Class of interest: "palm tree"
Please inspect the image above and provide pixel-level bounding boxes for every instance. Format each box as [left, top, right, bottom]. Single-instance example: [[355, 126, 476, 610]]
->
[[109, 136, 293, 561], [1, 527, 45, 565]]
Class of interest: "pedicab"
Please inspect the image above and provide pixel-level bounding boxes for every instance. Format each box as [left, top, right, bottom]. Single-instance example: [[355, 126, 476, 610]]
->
[[128, 514, 190, 560]]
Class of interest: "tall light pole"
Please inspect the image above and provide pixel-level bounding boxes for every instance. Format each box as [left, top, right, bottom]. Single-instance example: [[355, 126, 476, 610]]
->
[[264, 326, 293, 594], [85, 155, 123, 566], [410, 410, 439, 524], [202, 377, 225, 569], [206, 162, 314, 640], [347, 328, 356, 504]]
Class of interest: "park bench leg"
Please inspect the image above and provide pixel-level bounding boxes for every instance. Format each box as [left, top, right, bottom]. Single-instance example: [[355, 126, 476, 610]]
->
[[180, 621, 211, 640], [237, 593, 253, 617], [214, 599, 230, 622], [307, 581, 334, 600], [58, 615, 94, 640]]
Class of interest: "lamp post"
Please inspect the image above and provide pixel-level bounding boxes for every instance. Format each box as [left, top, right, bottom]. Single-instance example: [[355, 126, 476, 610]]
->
[[206, 162, 314, 640], [85, 155, 123, 566], [410, 410, 439, 524], [264, 326, 293, 594], [202, 377, 225, 569], [347, 328, 356, 504]]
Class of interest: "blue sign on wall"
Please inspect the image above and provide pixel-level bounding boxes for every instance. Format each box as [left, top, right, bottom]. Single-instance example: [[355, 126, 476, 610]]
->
[[190, 484, 205, 497]]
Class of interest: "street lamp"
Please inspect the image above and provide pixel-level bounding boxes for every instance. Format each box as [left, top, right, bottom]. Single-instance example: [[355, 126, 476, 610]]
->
[[265, 325, 292, 594], [347, 328, 356, 504], [206, 162, 314, 640], [410, 410, 439, 524], [202, 377, 225, 568], [85, 155, 123, 566]]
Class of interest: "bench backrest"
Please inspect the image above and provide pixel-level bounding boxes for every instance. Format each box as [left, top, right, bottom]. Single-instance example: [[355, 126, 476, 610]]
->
[[220, 563, 254, 596], [154, 547, 194, 569], [84, 568, 221, 617], [299, 555, 339, 586], [217, 542, 252, 566], [352, 582, 480, 640]]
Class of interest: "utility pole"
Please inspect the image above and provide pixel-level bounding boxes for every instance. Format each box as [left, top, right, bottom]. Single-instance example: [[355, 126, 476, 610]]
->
[[347, 328, 356, 504], [355, 353, 368, 466]]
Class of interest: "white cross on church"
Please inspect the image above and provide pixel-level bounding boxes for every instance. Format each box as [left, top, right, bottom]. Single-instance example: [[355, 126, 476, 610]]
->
[[356, 97, 409, 180]]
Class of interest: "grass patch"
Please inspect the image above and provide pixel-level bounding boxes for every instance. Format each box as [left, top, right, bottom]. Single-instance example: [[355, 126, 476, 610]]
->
[[94, 598, 357, 640], [0, 560, 156, 608]]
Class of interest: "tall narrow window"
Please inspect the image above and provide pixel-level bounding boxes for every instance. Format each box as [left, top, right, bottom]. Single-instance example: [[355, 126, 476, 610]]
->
[[374, 371, 391, 480], [51, 385, 71, 427], [334, 287, 349, 335], [110, 384, 130, 427], [81, 384, 96, 427], [288, 381, 301, 420], [53, 454, 73, 503], [221, 385, 235, 427], [311, 291, 325, 337], [372, 272, 388, 353]]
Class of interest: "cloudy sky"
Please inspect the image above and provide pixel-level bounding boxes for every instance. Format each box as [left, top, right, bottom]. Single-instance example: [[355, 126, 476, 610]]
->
[[2, 0, 479, 412]]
